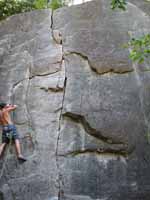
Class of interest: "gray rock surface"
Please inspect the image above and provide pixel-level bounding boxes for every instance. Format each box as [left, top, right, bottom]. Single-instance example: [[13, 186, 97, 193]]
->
[[0, 9, 64, 200], [0, 0, 150, 199]]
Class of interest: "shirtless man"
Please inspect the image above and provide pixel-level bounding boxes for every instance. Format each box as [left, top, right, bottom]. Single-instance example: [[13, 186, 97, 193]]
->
[[0, 102, 26, 161]]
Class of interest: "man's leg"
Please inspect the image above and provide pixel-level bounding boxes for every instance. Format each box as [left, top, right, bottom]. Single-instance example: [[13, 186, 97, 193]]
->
[[14, 139, 26, 161], [14, 139, 22, 157], [0, 143, 7, 158]]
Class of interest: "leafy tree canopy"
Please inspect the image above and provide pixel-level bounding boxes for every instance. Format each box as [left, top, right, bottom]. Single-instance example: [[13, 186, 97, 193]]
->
[[0, 0, 65, 20], [110, 0, 150, 64], [0, 0, 35, 20], [124, 34, 150, 64], [49, 0, 65, 10]]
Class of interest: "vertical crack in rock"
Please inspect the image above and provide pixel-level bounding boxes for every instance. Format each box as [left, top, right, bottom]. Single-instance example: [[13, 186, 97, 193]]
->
[[56, 75, 67, 200], [50, 9, 54, 29], [51, 9, 66, 200], [51, 9, 62, 45], [54, 58, 67, 200]]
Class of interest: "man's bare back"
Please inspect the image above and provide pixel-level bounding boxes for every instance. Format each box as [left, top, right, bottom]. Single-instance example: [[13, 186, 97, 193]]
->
[[0, 107, 13, 125], [0, 104, 17, 125]]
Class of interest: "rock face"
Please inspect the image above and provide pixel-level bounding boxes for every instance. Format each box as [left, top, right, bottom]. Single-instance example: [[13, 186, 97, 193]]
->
[[0, 0, 150, 199], [0, 9, 63, 200]]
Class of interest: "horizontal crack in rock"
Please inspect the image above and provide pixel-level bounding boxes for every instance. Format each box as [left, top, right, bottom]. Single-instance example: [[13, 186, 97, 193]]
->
[[65, 51, 134, 75], [40, 86, 64, 93], [63, 112, 126, 145], [59, 148, 129, 157], [29, 70, 61, 79]]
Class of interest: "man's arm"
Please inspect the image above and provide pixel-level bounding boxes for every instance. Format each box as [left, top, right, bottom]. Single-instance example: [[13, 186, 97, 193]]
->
[[5, 104, 17, 112]]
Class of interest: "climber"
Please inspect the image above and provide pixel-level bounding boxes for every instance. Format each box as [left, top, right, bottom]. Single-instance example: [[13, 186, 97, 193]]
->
[[0, 102, 26, 162]]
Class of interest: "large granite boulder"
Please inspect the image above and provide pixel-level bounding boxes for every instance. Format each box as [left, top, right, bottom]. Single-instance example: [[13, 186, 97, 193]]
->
[[53, 0, 150, 199], [0, 0, 150, 199]]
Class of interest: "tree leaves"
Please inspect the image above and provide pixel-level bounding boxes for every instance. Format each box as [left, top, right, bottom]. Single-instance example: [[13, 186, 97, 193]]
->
[[0, 0, 35, 20], [0, 0, 150, 65], [111, 0, 127, 10], [111, 1, 150, 64], [49, 0, 65, 10], [123, 34, 150, 64], [34, 0, 48, 9], [0, 0, 65, 20]]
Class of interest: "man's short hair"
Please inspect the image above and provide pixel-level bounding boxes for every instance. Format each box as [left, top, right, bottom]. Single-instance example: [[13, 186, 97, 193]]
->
[[0, 102, 7, 109]]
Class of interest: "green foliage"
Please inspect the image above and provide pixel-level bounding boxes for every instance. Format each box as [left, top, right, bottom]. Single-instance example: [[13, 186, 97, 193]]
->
[[124, 34, 150, 64], [49, 0, 64, 10], [0, 0, 35, 20], [110, 0, 150, 64], [111, 0, 127, 10], [0, 0, 65, 20], [34, 0, 48, 9]]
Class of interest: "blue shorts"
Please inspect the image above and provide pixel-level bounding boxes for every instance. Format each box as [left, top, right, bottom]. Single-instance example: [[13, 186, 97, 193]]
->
[[2, 124, 19, 144]]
